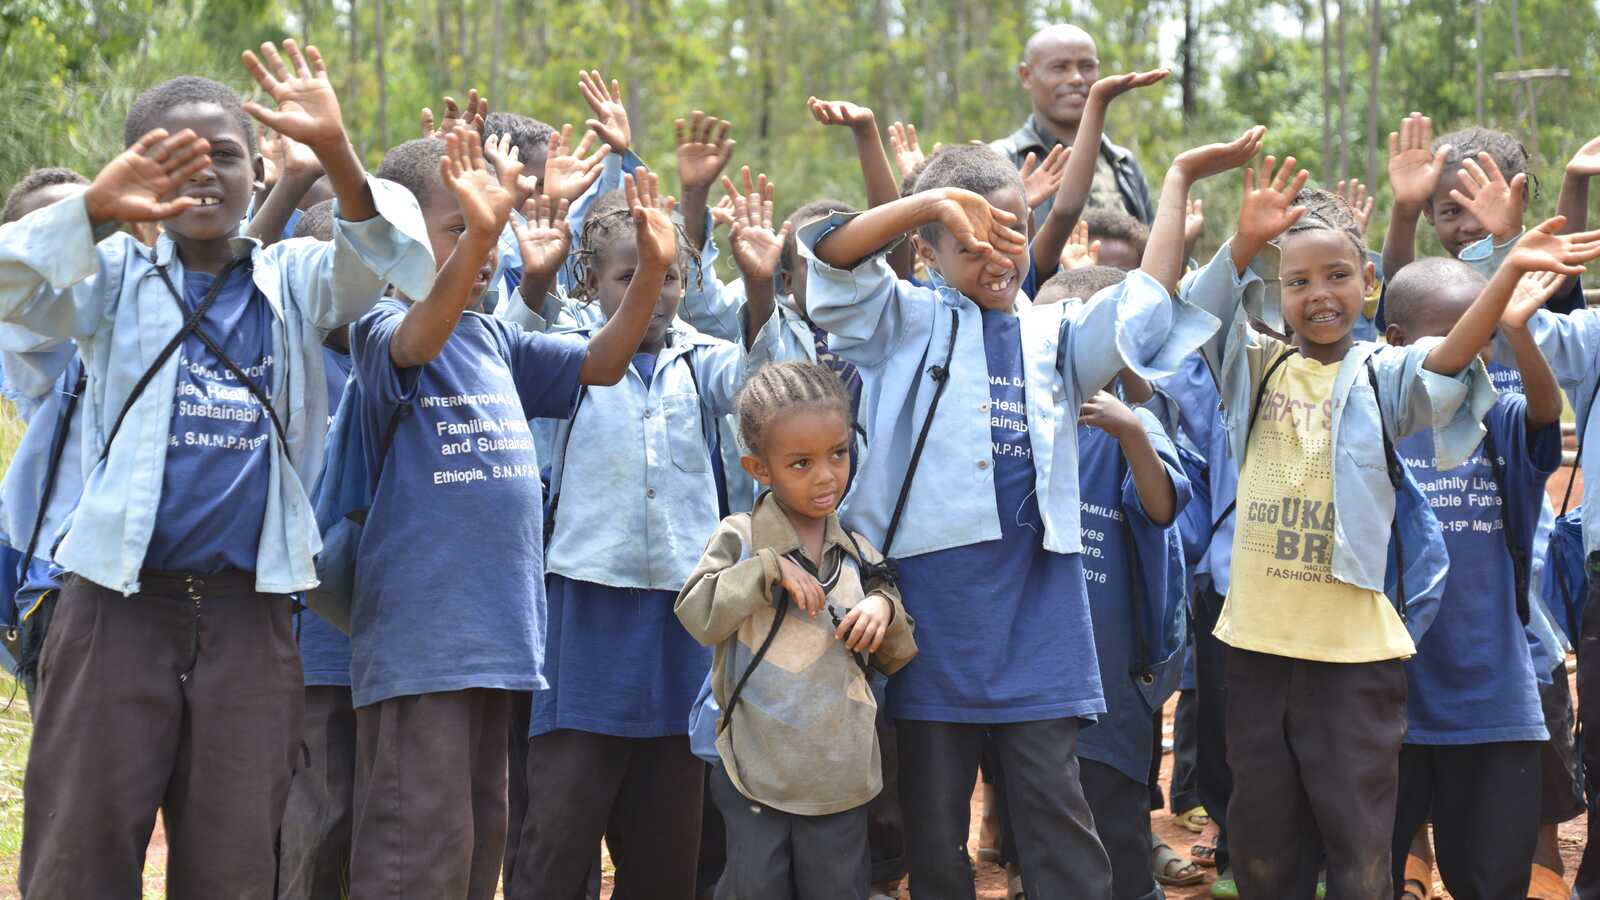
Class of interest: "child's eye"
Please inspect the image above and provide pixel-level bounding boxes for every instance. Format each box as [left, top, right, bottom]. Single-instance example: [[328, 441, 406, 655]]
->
[[831, 449, 849, 460], [1286, 277, 1308, 288], [790, 459, 810, 470]]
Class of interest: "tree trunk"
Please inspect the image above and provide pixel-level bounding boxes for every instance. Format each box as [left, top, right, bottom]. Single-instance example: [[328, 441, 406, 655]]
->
[[1337, 0, 1350, 178], [1473, 0, 1485, 120], [1320, 0, 1332, 179], [1365, 0, 1381, 189], [346, 0, 359, 115], [299, 0, 315, 44], [1182, 0, 1198, 123], [457, 0, 467, 84], [375, 0, 388, 150], [489, 0, 503, 107], [434, 0, 449, 99], [1509, 0, 1540, 160]]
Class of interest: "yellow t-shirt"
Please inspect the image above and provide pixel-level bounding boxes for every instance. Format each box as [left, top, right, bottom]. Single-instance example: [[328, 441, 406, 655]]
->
[[1216, 350, 1415, 663]]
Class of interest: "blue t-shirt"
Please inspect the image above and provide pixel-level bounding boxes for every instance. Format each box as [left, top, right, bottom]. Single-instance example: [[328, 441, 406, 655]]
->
[[299, 344, 356, 687], [1074, 424, 1155, 783], [143, 266, 274, 575], [347, 298, 587, 708], [1397, 392, 1557, 744], [886, 307, 1104, 723]]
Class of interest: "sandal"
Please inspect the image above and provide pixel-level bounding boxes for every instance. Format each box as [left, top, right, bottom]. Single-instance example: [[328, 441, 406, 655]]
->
[[1528, 863, 1568, 900], [1006, 862, 1026, 900], [1173, 805, 1211, 833], [1401, 853, 1432, 900], [1190, 839, 1219, 869], [1152, 841, 1206, 886], [1210, 868, 1238, 899]]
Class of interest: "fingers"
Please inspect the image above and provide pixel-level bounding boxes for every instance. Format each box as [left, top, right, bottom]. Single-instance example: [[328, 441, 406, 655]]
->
[[1270, 156, 1299, 193], [282, 38, 312, 79], [304, 44, 328, 79], [907, 123, 920, 149], [1387, 130, 1400, 160], [240, 49, 280, 95], [260, 41, 292, 83], [1044, 143, 1069, 173], [1287, 167, 1310, 197], [1020, 151, 1038, 177]]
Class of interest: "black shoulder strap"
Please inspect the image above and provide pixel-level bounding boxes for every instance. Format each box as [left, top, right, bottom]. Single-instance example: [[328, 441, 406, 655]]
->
[[98, 257, 252, 462], [882, 307, 960, 557], [1560, 375, 1600, 517], [1210, 347, 1299, 531], [1365, 355, 1408, 619], [719, 565, 791, 733], [1481, 424, 1532, 624], [17, 362, 87, 579]]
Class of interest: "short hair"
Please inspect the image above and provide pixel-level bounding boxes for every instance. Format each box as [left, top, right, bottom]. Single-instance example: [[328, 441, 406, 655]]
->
[[2, 167, 87, 224], [292, 198, 336, 241], [377, 138, 446, 206], [913, 144, 1026, 246], [570, 189, 700, 299], [1436, 126, 1534, 197], [1083, 207, 1149, 255], [1282, 187, 1366, 261], [780, 197, 857, 282], [483, 112, 555, 163], [124, 76, 256, 156], [1035, 265, 1127, 305], [900, 157, 929, 198], [736, 361, 854, 454], [1384, 256, 1486, 329]]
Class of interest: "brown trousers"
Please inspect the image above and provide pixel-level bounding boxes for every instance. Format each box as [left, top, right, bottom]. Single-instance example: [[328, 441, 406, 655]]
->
[[20, 572, 303, 900], [349, 688, 510, 900]]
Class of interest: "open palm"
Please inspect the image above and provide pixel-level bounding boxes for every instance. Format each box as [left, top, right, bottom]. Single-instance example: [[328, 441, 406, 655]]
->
[[241, 40, 345, 150], [513, 197, 573, 280]]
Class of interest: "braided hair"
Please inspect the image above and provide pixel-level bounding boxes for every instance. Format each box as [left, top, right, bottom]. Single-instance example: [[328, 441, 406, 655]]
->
[[569, 189, 701, 301], [736, 361, 853, 455], [1283, 186, 1367, 260]]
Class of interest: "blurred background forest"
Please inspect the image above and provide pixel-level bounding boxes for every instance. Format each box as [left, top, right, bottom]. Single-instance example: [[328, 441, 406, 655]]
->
[[3, 0, 1599, 262]]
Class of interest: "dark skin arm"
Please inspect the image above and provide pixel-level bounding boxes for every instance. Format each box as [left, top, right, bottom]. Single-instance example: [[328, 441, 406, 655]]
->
[[1080, 391, 1176, 525], [811, 189, 1026, 273], [807, 98, 912, 277], [721, 172, 791, 348], [675, 111, 736, 254], [579, 167, 678, 384], [246, 133, 324, 245]]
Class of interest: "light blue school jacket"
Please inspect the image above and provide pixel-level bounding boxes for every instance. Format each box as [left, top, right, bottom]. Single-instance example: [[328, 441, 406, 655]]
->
[[0, 181, 434, 595], [797, 212, 1220, 559], [1182, 241, 1495, 597]]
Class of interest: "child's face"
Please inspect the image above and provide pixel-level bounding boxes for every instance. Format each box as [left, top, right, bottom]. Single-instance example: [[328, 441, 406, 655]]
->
[[523, 145, 550, 198], [148, 102, 260, 242], [1094, 236, 1141, 271], [919, 186, 1031, 311], [1278, 228, 1376, 352], [743, 407, 852, 522], [419, 182, 496, 303], [589, 238, 684, 351], [1424, 168, 1492, 258]]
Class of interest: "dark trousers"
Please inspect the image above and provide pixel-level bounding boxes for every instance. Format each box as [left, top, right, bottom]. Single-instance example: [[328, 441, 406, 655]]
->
[[897, 717, 1112, 900], [1225, 647, 1405, 900], [1576, 561, 1600, 898], [1539, 660, 1584, 825], [503, 689, 533, 888], [709, 763, 870, 899], [510, 730, 705, 900], [20, 572, 303, 900], [868, 706, 907, 884], [1168, 689, 1201, 814], [349, 688, 510, 900], [1390, 741, 1541, 900], [1081, 759, 1164, 900], [278, 685, 357, 900], [1194, 586, 1233, 870], [698, 767, 727, 899]]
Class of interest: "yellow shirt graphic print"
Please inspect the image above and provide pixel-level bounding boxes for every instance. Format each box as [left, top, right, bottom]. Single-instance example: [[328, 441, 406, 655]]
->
[[1217, 352, 1415, 663]]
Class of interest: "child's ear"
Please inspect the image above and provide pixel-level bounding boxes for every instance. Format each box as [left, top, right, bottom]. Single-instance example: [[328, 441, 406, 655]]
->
[[253, 154, 266, 192], [912, 233, 940, 273], [740, 454, 771, 485], [1420, 203, 1436, 225], [1363, 259, 1377, 296], [1384, 322, 1408, 347]]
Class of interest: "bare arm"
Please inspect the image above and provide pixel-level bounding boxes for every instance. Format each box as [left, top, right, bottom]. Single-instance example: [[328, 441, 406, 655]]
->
[[811, 189, 1025, 273], [1380, 113, 1450, 279], [578, 168, 675, 385]]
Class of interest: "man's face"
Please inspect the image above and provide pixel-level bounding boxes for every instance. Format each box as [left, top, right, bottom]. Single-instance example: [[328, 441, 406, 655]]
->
[[1019, 28, 1100, 135]]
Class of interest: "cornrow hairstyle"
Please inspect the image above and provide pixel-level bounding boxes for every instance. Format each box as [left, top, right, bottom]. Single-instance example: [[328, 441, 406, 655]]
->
[[292, 197, 337, 241], [1282, 186, 1367, 261], [912, 144, 1026, 246], [1083, 206, 1150, 256], [1383, 256, 1485, 330], [1436, 126, 1537, 200], [483, 112, 556, 163], [1035, 265, 1128, 306], [569, 189, 701, 301], [124, 76, 257, 156], [2, 167, 87, 224], [376, 138, 448, 206], [736, 360, 854, 455], [780, 197, 857, 287]]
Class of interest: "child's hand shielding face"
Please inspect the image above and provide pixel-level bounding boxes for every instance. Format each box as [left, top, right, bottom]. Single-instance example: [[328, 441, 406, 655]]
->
[[83, 129, 213, 226]]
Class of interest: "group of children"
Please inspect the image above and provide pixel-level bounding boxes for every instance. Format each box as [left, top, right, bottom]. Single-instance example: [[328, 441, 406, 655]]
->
[[3, 32, 1600, 900]]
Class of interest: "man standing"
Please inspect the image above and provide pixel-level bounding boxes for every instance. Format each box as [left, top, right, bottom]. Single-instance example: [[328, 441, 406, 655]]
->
[[993, 24, 1154, 224]]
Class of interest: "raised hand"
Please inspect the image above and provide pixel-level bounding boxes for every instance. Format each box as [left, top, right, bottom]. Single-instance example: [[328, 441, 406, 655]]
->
[[240, 39, 347, 151], [1078, 390, 1140, 440], [1174, 125, 1266, 183], [579, 69, 631, 154], [1087, 68, 1170, 107], [625, 166, 678, 271], [540, 125, 609, 203], [722, 171, 791, 280], [710, 194, 736, 232], [1061, 219, 1101, 271], [510, 194, 573, 281], [1387, 112, 1450, 209], [1336, 179, 1375, 235], [83, 128, 213, 225], [438, 126, 518, 238], [1568, 134, 1600, 178], [674, 111, 736, 192], [1450, 152, 1527, 241], [1505, 216, 1600, 277], [483, 132, 538, 206], [807, 97, 876, 129], [1184, 198, 1206, 246], [421, 89, 488, 140], [1236, 154, 1310, 250], [276, 130, 325, 183], [1021, 144, 1069, 211], [1501, 269, 1567, 330], [888, 121, 927, 181]]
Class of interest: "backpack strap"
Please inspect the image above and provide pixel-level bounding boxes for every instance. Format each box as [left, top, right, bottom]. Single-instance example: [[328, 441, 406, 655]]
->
[[347, 399, 412, 527], [1364, 355, 1408, 620], [1209, 347, 1299, 531], [98, 257, 251, 462], [1560, 375, 1600, 517], [882, 306, 960, 557], [17, 361, 86, 581]]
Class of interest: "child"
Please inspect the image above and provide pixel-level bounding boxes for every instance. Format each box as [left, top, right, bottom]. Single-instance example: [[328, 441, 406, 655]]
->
[[1382, 256, 1561, 898], [1181, 144, 1600, 896], [798, 94, 1257, 894], [676, 359, 918, 900], [507, 159, 780, 898], [1083, 207, 1149, 271], [345, 128, 665, 898], [0, 40, 434, 897]]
